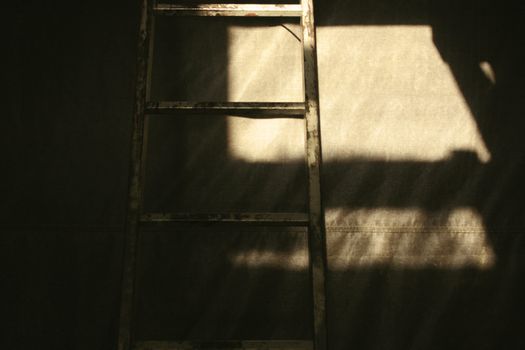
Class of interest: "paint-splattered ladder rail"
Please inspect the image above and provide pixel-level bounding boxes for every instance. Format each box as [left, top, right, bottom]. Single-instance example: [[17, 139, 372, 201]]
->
[[118, 2, 327, 350]]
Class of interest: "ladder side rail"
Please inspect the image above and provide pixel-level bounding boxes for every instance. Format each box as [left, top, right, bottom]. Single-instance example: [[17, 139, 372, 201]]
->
[[300, 0, 328, 349], [118, 0, 155, 349]]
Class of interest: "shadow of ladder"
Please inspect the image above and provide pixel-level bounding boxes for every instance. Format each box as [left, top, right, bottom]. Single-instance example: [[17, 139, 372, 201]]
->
[[117, 1, 328, 349]]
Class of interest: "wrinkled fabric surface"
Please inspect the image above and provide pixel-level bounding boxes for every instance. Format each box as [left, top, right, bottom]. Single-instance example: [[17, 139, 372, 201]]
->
[[4, 1, 525, 349]]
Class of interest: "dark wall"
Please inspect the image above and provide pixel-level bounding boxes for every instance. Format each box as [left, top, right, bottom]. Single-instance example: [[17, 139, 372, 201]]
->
[[4, 1, 137, 349]]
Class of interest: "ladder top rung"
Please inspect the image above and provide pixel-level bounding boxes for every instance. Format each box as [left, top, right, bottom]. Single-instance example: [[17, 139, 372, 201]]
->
[[154, 3, 303, 17], [133, 340, 313, 349], [145, 101, 305, 117], [140, 212, 309, 225]]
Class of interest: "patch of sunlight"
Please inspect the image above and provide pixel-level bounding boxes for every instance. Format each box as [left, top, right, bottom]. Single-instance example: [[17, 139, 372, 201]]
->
[[480, 61, 496, 84], [229, 207, 495, 270], [226, 23, 304, 162], [226, 25, 491, 163]]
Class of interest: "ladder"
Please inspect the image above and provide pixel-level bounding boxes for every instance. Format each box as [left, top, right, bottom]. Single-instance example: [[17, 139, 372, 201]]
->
[[118, 1, 328, 349]]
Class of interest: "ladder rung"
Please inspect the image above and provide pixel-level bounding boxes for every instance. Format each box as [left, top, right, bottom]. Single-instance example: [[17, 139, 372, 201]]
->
[[154, 4, 303, 17], [133, 340, 313, 350], [140, 212, 309, 225], [145, 101, 305, 117]]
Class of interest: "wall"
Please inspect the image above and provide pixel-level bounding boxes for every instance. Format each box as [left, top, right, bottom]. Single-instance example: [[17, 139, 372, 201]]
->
[[4, 1, 525, 349]]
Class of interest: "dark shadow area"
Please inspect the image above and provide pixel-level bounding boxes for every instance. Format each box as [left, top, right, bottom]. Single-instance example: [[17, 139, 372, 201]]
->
[[4, 2, 137, 349], [3, 0, 525, 349]]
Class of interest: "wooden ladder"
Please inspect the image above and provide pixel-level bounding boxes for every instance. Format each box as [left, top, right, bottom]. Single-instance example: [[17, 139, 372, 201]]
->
[[118, 2, 328, 349]]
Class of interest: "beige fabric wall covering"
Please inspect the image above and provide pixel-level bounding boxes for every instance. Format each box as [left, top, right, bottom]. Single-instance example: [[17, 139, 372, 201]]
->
[[4, 1, 524, 349]]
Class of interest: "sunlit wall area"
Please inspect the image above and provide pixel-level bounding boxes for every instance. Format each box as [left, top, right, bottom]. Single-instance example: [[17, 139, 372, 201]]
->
[[318, 25, 491, 163], [229, 208, 494, 270], [226, 25, 491, 163], [224, 23, 494, 234], [227, 22, 305, 163]]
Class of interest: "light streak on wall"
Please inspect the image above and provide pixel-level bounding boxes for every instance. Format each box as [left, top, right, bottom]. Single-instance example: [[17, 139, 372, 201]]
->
[[230, 208, 495, 270]]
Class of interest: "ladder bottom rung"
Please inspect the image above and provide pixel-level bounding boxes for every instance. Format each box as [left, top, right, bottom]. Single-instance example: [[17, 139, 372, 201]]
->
[[133, 340, 312, 350], [140, 213, 309, 225]]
